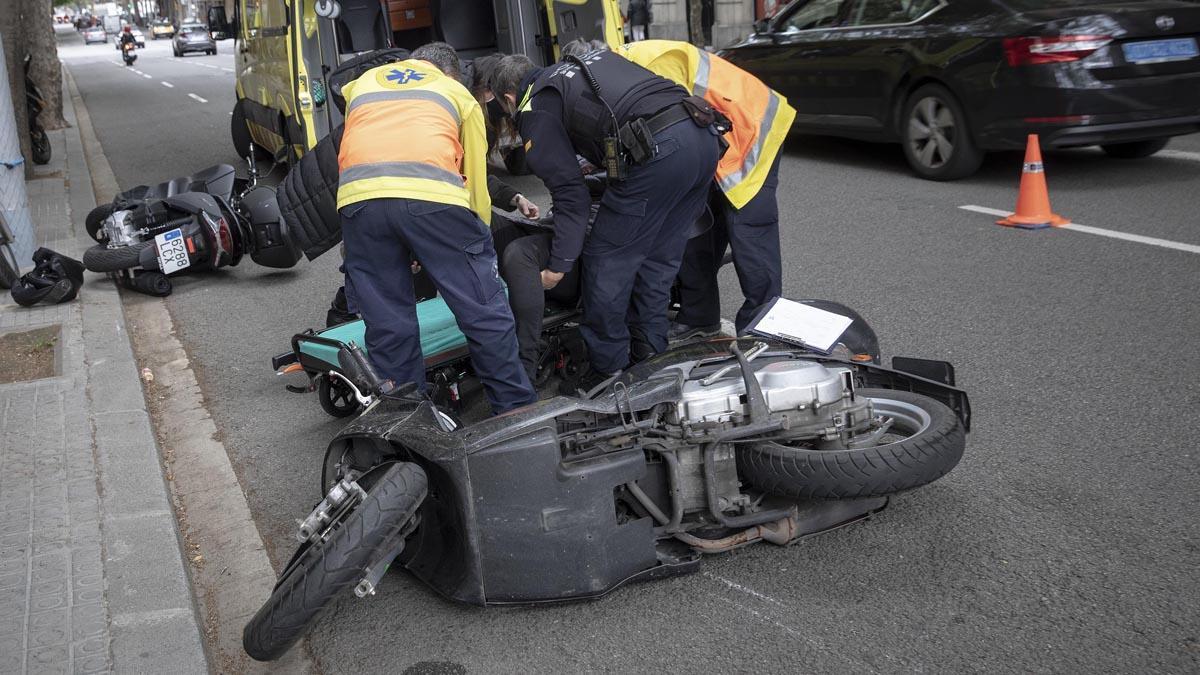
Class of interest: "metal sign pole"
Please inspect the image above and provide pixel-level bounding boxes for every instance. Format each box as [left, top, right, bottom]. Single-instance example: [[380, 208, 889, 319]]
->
[[0, 32, 35, 268]]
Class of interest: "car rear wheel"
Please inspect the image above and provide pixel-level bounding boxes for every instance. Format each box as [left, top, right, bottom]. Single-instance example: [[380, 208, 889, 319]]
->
[[1100, 138, 1169, 159], [900, 83, 984, 181]]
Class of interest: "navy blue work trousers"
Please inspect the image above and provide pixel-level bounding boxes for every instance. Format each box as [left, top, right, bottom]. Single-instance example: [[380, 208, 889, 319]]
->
[[675, 154, 783, 333], [340, 198, 536, 414], [581, 121, 721, 374]]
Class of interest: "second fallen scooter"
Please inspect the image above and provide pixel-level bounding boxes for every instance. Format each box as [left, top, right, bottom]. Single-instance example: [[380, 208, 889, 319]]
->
[[81, 149, 303, 296]]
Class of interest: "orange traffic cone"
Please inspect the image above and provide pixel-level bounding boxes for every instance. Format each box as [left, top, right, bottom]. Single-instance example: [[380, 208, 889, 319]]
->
[[997, 134, 1069, 230]]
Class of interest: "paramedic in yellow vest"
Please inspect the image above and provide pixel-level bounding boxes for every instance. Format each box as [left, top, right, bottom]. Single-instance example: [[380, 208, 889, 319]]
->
[[338, 43, 536, 414], [617, 39, 797, 336]]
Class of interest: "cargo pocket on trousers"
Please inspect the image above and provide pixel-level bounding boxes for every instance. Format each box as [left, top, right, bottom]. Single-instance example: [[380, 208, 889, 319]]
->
[[592, 193, 648, 250], [464, 236, 503, 304]]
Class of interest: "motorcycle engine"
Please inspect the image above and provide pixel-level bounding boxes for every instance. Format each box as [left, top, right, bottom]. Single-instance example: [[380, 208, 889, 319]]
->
[[103, 210, 140, 247], [671, 359, 871, 438]]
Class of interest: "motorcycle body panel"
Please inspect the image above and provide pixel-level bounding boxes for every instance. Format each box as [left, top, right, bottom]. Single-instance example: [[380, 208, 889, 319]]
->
[[325, 335, 969, 606], [92, 163, 301, 291]]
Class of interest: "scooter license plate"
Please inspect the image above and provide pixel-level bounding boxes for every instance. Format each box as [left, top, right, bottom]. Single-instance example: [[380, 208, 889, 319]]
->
[[155, 228, 190, 274]]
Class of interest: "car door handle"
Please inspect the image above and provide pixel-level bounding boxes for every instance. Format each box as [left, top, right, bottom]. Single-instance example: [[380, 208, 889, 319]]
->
[[796, 49, 822, 57]]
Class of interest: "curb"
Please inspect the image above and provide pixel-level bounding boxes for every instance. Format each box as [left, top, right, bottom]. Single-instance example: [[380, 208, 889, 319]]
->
[[64, 66, 316, 674], [63, 69, 209, 671]]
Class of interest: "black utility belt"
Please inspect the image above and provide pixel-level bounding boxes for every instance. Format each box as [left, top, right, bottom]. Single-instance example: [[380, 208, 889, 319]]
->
[[618, 102, 692, 166], [605, 97, 732, 180]]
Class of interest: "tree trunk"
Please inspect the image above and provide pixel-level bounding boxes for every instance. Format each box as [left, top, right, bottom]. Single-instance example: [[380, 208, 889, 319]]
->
[[22, 0, 66, 130], [687, 0, 704, 47], [0, 3, 33, 178]]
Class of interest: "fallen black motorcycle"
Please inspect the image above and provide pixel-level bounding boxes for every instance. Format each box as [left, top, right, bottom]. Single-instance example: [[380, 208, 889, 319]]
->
[[25, 54, 50, 166], [244, 315, 971, 661], [82, 153, 302, 295]]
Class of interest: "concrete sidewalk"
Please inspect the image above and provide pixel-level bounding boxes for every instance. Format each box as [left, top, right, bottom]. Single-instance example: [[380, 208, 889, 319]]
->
[[0, 74, 207, 672]]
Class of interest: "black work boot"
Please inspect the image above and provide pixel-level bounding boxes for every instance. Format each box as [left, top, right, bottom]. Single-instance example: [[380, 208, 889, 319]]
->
[[667, 321, 721, 342]]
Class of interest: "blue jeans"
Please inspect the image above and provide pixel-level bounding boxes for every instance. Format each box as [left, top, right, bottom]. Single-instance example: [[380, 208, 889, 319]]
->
[[341, 198, 536, 414]]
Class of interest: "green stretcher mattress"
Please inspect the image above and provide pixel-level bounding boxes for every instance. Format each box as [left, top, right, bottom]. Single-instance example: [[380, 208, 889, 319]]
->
[[299, 295, 467, 369]]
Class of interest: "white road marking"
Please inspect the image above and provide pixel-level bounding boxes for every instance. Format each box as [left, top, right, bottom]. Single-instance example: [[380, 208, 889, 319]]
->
[[161, 81, 174, 88], [220, 67, 233, 72], [131, 69, 142, 74], [188, 93, 208, 103], [141, 73, 152, 79], [703, 572, 784, 606], [1158, 149, 1200, 163], [959, 205, 1200, 255]]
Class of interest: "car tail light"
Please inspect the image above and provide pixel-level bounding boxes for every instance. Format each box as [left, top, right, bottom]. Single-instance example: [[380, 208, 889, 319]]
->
[[1003, 36, 1112, 66]]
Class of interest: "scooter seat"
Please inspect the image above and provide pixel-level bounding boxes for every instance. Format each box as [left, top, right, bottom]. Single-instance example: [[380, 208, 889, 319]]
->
[[118, 164, 237, 204]]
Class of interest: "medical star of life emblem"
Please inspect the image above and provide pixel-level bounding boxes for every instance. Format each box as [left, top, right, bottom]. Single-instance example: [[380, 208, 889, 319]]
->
[[383, 68, 425, 85]]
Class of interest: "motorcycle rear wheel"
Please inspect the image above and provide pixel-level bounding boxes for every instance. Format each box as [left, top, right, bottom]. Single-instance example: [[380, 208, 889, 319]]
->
[[242, 461, 427, 662], [738, 388, 965, 499], [30, 128, 51, 165], [85, 204, 114, 242], [82, 242, 149, 273]]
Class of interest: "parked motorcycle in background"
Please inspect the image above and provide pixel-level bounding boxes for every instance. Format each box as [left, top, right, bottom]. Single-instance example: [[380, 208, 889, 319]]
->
[[24, 55, 50, 165]]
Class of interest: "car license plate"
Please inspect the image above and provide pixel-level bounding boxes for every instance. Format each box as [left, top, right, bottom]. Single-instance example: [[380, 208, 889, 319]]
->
[[155, 228, 190, 274], [1122, 38, 1199, 64]]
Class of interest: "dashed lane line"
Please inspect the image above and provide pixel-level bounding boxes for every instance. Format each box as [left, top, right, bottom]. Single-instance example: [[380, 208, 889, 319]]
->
[[959, 205, 1200, 255], [161, 81, 174, 88], [188, 93, 208, 103], [141, 73, 151, 79]]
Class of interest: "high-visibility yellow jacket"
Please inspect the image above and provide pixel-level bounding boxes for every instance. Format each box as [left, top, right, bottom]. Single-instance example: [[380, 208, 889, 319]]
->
[[618, 40, 796, 209], [337, 59, 491, 224]]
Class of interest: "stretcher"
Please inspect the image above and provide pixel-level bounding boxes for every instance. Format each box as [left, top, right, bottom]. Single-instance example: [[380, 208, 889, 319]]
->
[[272, 295, 584, 417]]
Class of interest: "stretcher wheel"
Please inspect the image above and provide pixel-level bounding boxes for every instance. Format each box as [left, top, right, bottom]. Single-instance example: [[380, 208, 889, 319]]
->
[[318, 375, 361, 418]]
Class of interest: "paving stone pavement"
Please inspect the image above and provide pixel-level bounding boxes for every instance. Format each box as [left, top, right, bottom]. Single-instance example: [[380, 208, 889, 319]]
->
[[0, 76, 207, 674]]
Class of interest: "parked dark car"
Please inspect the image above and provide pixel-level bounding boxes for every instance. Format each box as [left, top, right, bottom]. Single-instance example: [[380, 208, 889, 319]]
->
[[722, 0, 1200, 179], [173, 23, 217, 56]]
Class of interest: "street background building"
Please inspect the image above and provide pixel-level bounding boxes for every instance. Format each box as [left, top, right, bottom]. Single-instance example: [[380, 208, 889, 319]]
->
[[627, 0, 758, 48]]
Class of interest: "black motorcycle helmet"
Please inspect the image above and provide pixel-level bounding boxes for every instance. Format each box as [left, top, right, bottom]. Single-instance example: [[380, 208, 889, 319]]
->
[[10, 248, 84, 307]]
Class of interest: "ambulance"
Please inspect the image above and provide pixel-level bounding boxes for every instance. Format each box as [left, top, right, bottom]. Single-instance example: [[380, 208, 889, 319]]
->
[[208, 0, 625, 161]]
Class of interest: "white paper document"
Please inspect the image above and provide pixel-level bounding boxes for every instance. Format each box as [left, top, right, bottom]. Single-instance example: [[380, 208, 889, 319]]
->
[[748, 298, 855, 353]]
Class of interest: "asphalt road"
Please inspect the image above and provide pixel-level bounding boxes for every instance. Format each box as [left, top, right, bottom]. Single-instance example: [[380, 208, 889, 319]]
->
[[60, 27, 1200, 674]]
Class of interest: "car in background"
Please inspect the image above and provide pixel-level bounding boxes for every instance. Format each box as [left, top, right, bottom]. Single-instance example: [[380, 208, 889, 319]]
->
[[721, 0, 1200, 180], [82, 26, 107, 44], [151, 19, 176, 39], [173, 23, 217, 57]]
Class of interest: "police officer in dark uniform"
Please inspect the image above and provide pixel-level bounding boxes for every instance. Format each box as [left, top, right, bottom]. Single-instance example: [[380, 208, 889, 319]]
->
[[489, 51, 720, 384]]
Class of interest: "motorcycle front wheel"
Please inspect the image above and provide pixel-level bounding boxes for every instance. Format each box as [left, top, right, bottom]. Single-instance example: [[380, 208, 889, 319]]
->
[[30, 127, 51, 165], [82, 242, 150, 273], [242, 461, 427, 662], [738, 388, 965, 499]]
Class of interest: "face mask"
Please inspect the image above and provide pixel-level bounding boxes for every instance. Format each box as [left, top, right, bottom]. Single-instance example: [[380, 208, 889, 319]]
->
[[487, 97, 509, 121]]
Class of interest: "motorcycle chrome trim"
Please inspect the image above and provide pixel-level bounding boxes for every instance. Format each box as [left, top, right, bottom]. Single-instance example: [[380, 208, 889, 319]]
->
[[295, 477, 367, 543], [328, 370, 374, 408]]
